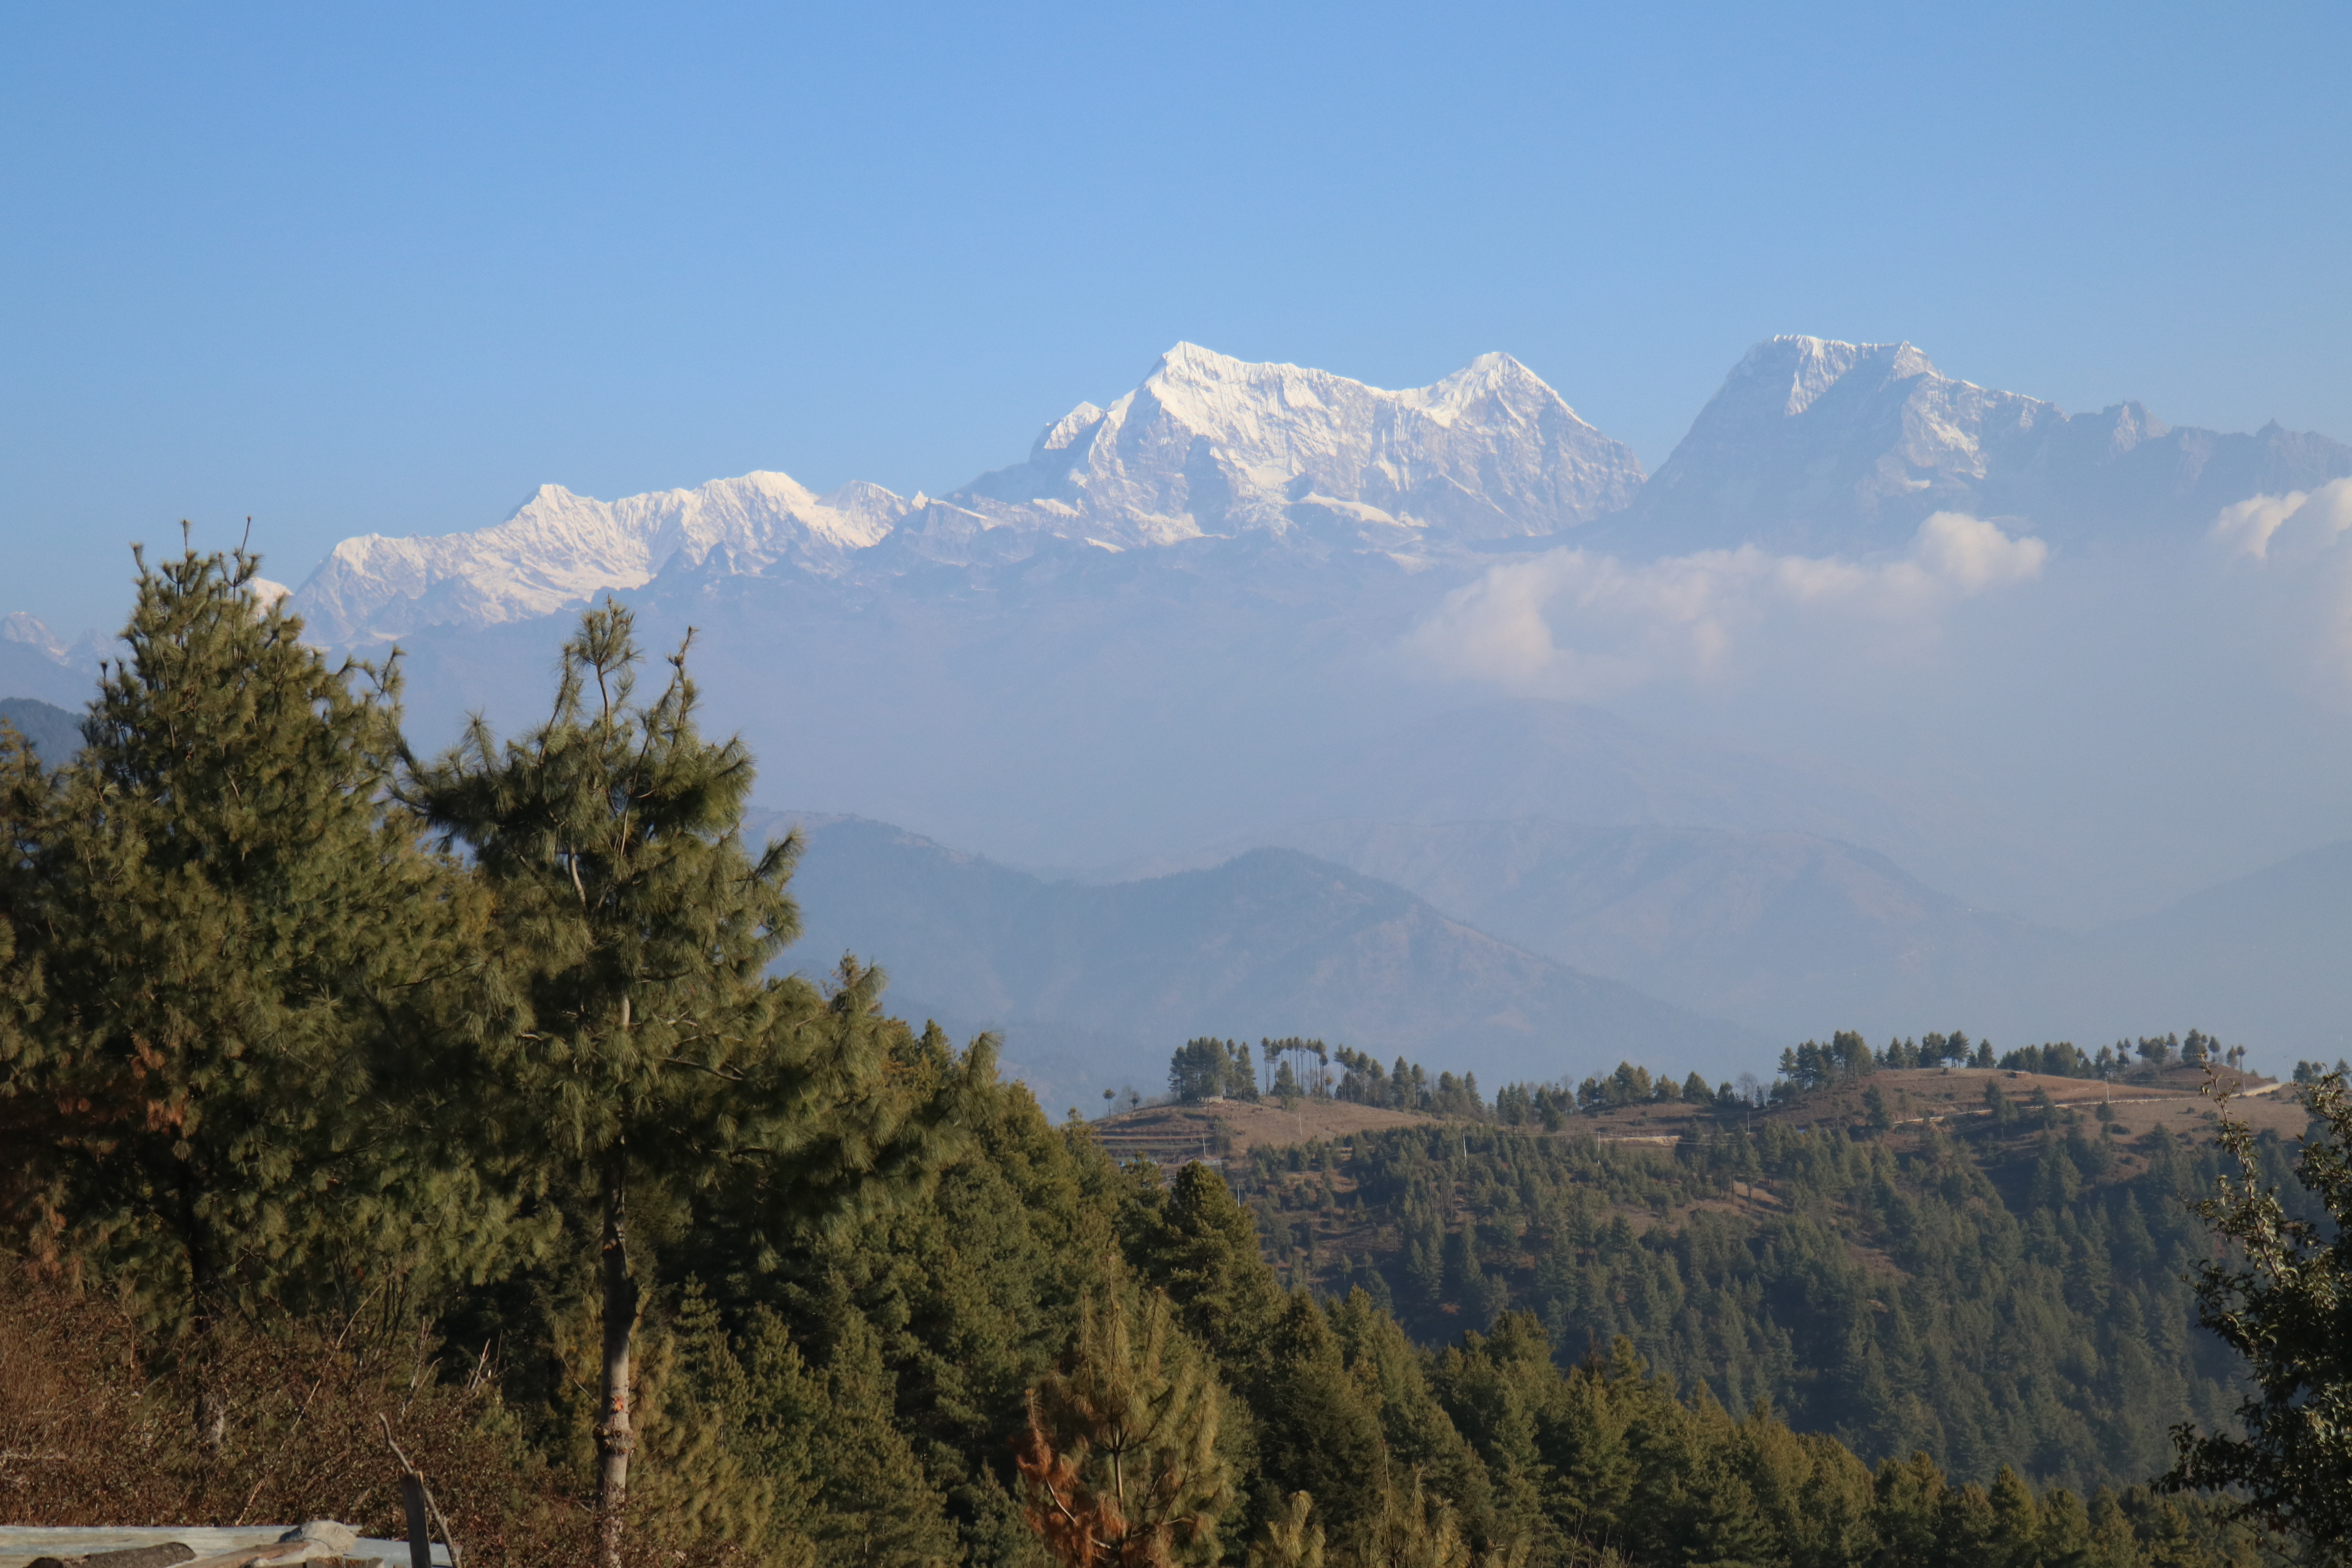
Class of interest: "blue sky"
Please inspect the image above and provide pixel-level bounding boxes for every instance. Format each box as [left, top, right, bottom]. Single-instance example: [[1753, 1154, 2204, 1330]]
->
[[5, 0, 2348, 633]]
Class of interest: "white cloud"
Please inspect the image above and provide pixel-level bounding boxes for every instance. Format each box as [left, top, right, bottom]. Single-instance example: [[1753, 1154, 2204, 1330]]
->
[[1405, 512, 2047, 698], [2210, 479, 2352, 695], [2212, 477, 2352, 561], [1913, 510, 2049, 590]]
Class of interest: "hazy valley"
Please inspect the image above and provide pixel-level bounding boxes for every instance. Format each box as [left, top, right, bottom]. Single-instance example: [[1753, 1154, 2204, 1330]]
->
[[10, 335, 2352, 1094]]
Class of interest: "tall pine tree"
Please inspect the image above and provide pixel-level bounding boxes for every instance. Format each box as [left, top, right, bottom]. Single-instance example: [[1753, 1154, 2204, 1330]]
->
[[412, 601, 980, 1567], [0, 544, 503, 1441]]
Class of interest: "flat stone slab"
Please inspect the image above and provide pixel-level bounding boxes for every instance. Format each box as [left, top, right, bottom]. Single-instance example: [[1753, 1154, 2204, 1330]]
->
[[0, 1530, 448, 1568]]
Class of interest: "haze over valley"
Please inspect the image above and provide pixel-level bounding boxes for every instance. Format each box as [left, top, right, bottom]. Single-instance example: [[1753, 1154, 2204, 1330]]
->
[[17, 11, 2352, 1559], [11, 336, 2348, 1102]]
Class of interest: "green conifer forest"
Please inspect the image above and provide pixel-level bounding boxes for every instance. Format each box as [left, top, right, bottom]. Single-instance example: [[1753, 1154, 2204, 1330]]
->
[[1, 548, 2345, 1566]]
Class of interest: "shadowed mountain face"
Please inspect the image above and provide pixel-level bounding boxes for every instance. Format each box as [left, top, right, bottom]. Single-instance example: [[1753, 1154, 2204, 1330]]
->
[[0, 642, 95, 711], [1071, 700, 2044, 940], [1295, 700, 1999, 873], [765, 804, 2352, 1090], [762, 813, 1766, 1105]]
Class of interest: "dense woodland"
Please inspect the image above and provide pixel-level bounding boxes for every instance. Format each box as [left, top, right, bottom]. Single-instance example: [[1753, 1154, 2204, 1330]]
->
[[1229, 1101, 2295, 1498], [0, 548, 2343, 1566]]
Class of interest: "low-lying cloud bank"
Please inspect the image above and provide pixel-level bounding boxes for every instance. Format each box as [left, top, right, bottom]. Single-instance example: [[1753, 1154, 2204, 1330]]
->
[[1406, 512, 2048, 699]]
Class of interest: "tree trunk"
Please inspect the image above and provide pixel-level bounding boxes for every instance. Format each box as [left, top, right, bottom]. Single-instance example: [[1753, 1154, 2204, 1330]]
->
[[594, 1145, 639, 1568], [184, 1174, 227, 1450]]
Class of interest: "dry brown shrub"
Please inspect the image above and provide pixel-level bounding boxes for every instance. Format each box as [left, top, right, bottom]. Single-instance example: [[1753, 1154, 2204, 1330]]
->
[[0, 1257, 607, 1564]]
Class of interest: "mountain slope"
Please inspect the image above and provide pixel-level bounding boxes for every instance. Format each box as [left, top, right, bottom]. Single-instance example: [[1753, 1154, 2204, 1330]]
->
[[0, 697, 82, 764], [1215, 1072, 2270, 1495], [765, 813, 1765, 1103], [1232, 815, 2352, 1063], [1260, 817, 2054, 1039], [0, 615, 99, 709], [2055, 840, 2352, 1054], [1262, 699, 2040, 909], [1614, 335, 2352, 553]]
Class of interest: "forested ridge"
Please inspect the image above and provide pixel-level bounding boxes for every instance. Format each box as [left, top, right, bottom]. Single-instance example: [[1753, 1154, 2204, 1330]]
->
[[0, 548, 2339, 1566], [1229, 1098, 2295, 1497]]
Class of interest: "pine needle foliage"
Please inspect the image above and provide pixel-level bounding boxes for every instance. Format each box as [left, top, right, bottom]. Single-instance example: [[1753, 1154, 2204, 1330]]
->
[[410, 600, 985, 1566], [0, 545, 505, 1432], [1248, 1492, 1327, 1568], [1356, 1470, 1477, 1568], [1018, 1281, 1232, 1567], [2167, 1067, 2352, 1562]]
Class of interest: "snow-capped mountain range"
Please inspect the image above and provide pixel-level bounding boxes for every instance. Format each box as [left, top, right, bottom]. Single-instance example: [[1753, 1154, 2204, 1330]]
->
[[294, 342, 1644, 643], [282, 335, 2350, 646], [294, 471, 909, 644]]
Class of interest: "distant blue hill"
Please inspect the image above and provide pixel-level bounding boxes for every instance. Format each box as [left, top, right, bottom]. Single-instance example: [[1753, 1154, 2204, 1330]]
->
[[0, 697, 81, 765], [2055, 840, 2352, 1060], [752, 810, 1768, 1108]]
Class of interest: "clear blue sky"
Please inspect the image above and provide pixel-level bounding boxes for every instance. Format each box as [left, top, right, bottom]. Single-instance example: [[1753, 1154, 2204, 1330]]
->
[[5, 0, 2347, 632]]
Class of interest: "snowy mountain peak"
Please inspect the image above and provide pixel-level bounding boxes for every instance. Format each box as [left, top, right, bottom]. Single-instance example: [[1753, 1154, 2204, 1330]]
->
[[960, 345, 1643, 549], [1426, 349, 1541, 396], [1615, 335, 2061, 551], [2, 612, 67, 660], [277, 333, 2352, 646], [1621, 336, 2352, 552], [1153, 339, 1236, 375], [1726, 336, 1954, 419]]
